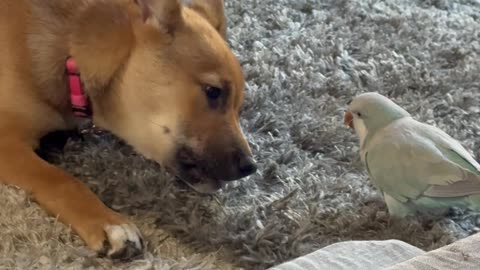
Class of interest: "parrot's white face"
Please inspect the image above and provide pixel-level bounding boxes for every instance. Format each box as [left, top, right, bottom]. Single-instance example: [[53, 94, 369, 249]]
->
[[352, 114, 368, 146], [344, 110, 368, 147], [344, 92, 411, 148]]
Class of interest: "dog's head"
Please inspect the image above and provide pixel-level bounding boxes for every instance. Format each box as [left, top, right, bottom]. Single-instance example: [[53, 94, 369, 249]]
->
[[69, 0, 256, 193]]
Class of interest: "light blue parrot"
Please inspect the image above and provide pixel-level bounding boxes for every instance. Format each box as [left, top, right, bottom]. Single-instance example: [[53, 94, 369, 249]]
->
[[345, 92, 480, 217]]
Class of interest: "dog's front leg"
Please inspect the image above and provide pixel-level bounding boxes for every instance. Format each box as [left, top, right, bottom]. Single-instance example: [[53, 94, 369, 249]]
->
[[0, 136, 143, 259]]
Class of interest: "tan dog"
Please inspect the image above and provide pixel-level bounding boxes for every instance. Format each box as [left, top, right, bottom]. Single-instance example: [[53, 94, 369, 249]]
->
[[0, 0, 256, 259]]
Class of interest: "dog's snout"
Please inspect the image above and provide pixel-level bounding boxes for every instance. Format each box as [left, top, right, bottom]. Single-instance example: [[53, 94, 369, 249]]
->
[[237, 154, 257, 178], [175, 142, 257, 186]]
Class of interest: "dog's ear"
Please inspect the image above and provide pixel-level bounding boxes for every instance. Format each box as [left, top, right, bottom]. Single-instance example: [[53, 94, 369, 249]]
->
[[69, 2, 134, 94], [134, 0, 182, 34], [186, 0, 227, 38]]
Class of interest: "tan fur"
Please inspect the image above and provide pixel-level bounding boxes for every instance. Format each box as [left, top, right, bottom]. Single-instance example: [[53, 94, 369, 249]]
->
[[0, 0, 254, 258]]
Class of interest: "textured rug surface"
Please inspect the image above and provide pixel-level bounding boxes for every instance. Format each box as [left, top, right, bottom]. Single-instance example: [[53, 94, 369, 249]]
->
[[1, 0, 480, 269]]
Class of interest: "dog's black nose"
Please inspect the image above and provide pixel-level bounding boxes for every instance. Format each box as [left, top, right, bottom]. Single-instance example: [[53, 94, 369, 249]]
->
[[237, 155, 257, 178]]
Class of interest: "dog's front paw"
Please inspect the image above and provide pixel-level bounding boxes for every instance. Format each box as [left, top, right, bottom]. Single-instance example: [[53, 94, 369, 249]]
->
[[77, 213, 144, 261], [102, 223, 144, 260]]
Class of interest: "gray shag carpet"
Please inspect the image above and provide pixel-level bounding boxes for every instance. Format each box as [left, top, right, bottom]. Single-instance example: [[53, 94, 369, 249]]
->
[[1, 0, 480, 269]]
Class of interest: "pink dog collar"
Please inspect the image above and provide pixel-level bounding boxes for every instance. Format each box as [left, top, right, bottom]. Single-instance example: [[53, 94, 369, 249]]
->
[[66, 57, 91, 118]]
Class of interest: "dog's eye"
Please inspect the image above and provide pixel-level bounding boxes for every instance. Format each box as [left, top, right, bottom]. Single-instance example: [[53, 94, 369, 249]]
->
[[203, 85, 222, 100]]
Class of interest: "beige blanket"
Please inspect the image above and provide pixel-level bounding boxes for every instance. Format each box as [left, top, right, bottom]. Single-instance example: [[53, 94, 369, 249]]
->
[[388, 233, 480, 270], [271, 233, 480, 270], [269, 240, 425, 270]]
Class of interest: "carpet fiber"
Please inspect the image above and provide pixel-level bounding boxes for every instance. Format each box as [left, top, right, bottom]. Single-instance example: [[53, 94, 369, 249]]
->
[[1, 0, 480, 269]]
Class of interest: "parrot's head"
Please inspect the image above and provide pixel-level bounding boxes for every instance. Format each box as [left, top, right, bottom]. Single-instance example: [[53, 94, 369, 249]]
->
[[345, 92, 410, 145]]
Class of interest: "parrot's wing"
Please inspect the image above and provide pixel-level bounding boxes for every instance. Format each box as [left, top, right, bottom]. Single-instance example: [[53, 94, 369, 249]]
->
[[416, 121, 480, 197], [365, 119, 480, 203], [416, 121, 480, 174]]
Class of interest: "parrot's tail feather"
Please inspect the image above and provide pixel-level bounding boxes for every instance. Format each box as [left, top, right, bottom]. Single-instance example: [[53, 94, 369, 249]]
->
[[424, 180, 480, 198]]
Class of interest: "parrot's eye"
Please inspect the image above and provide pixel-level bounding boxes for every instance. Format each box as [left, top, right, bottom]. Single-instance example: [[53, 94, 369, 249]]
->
[[356, 112, 363, 117]]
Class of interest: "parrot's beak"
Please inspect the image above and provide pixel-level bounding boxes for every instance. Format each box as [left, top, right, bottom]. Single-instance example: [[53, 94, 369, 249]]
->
[[344, 111, 354, 129]]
